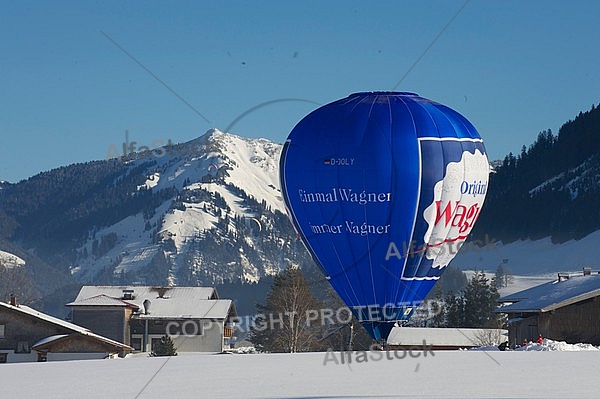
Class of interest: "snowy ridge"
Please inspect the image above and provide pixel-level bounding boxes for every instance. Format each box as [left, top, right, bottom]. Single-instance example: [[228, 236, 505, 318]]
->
[[70, 129, 306, 286], [0, 250, 25, 269], [135, 128, 284, 212], [207, 129, 284, 213]]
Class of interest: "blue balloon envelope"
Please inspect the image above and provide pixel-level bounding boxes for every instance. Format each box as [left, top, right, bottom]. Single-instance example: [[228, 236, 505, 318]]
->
[[279, 92, 489, 340]]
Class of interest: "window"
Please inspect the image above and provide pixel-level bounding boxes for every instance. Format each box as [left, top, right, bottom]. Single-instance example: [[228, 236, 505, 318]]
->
[[0, 324, 5, 339], [131, 338, 142, 351], [0, 353, 7, 363], [15, 341, 30, 353]]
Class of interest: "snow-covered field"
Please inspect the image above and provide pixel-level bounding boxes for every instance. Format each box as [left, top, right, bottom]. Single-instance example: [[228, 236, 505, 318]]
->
[[461, 271, 556, 297], [2, 346, 599, 398], [496, 273, 557, 296], [453, 230, 600, 275]]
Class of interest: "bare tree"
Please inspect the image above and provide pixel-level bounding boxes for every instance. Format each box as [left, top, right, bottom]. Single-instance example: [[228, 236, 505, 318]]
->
[[472, 329, 505, 347], [0, 264, 38, 304], [250, 267, 324, 353]]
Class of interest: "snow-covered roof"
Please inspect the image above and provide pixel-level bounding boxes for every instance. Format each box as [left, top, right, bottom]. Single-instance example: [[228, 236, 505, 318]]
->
[[497, 274, 600, 313], [31, 332, 132, 352], [386, 327, 507, 347], [32, 334, 69, 348], [72, 286, 217, 303], [66, 294, 140, 308], [0, 301, 132, 350], [68, 286, 234, 320], [135, 298, 234, 320]]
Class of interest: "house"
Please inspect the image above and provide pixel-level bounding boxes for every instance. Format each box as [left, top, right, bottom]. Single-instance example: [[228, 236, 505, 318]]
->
[[386, 327, 507, 350], [497, 268, 600, 346], [67, 286, 237, 353], [0, 296, 132, 363]]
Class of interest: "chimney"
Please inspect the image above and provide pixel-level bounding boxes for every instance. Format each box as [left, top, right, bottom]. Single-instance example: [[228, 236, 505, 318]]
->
[[155, 287, 168, 298], [558, 272, 570, 282], [9, 294, 16, 306], [143, 299, 151, 315], [583, 267, 592, 276], [122, 289, 134, 300]]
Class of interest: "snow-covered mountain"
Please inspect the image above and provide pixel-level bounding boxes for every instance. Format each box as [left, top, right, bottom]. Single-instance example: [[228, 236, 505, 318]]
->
[[66, 129, 312, 286]]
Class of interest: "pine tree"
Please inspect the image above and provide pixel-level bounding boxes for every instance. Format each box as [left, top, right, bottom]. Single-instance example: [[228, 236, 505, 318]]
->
[[441, 271, 500, 328], [462, 271, 500, 328], [429, 284, 446, 327], [152, 334, 177, 356], [495, 264, 513, 288], [495, 265, 506, 288], [444, 291, 465, 328], [436, 265, 468, 294]]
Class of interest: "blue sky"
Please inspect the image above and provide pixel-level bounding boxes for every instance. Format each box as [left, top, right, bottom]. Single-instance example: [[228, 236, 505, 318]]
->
[[2, 1, 600, 182]]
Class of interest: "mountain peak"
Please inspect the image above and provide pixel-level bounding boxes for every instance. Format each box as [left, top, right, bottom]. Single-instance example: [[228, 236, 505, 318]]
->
[[201, 128, 278, 147]]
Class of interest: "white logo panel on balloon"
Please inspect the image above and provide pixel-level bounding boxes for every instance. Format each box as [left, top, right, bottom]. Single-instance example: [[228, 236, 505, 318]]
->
[[422, 147, 489, 269]]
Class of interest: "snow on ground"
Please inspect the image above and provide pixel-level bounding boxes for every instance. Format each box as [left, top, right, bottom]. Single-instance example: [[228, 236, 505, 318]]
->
[[113, 244, 162, 276], [71, 200, 173, 280], [1, 350, 599, 398], [0, 250, 25, 268], [520, 339, 599, 352], [161, 201, 218, 252], [137, 172, 160, 190], [497, 273, 557, 296], [471, 339, 599, 352], [199, 182, 257, 218], [461, 270, 556, 297], [452, 230, 600, 275]]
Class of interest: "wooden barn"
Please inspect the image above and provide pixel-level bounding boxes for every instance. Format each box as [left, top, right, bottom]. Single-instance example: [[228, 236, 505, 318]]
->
[[497, 268, 600, 346], [0, 296, 132, 363]]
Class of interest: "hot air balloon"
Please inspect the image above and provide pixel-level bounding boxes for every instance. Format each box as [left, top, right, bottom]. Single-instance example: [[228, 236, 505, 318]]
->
[[279, 92, 489, 340]]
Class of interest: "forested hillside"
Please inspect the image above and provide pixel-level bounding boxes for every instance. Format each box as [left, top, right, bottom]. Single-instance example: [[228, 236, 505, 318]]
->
[[473, 104, 600, 243]]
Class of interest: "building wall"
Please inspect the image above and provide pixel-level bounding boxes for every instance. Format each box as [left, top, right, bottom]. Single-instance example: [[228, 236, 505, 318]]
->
[[509, 297, 600, 346], [130, 318, 225, 352], [39, 334, 125, 354], [540, 297, 600, 345], [172, 319, 225, 352], [509, 316, 539, 345], [47, 352, 108, 361], [0, 350, 38, 363], [71, 307, 129, 345], [0, 306, 72, 356]]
